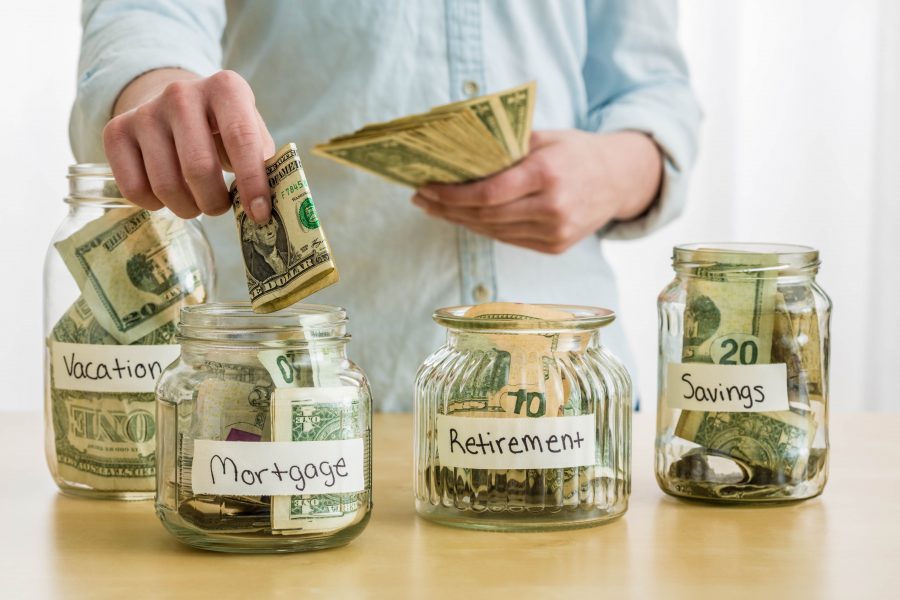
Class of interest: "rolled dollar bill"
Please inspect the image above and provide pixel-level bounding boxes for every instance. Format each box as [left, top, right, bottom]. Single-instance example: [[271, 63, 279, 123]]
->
[[231, 143, 339, 313]]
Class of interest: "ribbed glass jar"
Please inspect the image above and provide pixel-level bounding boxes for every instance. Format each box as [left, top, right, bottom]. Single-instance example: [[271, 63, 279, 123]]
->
[[155, 303, 372, 553], [656, 243, 831, 503], [414, 304, 632, 531], [43, 164, 214, 500]]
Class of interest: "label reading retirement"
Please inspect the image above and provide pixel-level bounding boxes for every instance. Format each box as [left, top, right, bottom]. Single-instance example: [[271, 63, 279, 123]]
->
[[666, 362, 789, 412], [50, 342, 180, 393], [437, 414, 596, 469]]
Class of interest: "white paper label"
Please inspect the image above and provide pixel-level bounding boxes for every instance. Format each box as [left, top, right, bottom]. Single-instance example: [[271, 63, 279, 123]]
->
[[437, 414, 596, 469], [190, 439, 365, 496], [666, 362, 789, 412], [50, 342, 180, 393]]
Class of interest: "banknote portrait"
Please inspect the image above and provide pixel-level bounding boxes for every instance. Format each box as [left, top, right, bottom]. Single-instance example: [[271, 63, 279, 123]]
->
[[240, 209, 294, 282]]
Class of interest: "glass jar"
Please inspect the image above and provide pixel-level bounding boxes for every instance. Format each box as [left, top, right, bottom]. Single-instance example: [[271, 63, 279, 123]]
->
[[44, 164, 214, 500], [155, 303, 372, 553], [414, 303, 632, 531], [656, 243, 831, 502]]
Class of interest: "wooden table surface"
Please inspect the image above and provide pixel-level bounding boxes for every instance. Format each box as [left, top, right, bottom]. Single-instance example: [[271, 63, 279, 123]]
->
[[1, 411, 896, 599]]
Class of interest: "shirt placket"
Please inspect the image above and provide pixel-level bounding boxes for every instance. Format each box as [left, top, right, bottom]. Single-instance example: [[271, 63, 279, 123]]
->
[[445, 0, 497, 305]]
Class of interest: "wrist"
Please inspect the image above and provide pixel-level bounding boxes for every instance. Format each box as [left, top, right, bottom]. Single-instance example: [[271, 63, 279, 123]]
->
[[598, 131, 663, 222]]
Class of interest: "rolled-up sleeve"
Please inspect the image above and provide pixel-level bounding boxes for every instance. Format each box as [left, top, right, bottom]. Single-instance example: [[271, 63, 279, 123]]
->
[[582, 0, 702, 240], [70, 0, 226, 162]]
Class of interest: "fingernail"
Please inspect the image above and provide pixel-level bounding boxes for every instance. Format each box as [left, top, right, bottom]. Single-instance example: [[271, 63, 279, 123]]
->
[[250, 196, 269, 223], [418, 187, 439, 202]]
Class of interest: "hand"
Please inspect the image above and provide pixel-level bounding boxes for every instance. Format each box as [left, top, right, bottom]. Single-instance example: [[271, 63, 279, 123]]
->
[[412, 130, 663, 254], [103, 69, 275, 223]]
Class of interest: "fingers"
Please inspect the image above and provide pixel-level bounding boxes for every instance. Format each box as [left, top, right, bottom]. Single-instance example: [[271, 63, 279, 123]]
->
[[413, 192, 546, 225], [418, 153, 544, 207], [103, 71, 273, 223], [166, 82, 230, 216], [132, 113, 199, 219], [103, 118, 163, 210], [459, 221, 573, 255], [207, 71, 272, 223]]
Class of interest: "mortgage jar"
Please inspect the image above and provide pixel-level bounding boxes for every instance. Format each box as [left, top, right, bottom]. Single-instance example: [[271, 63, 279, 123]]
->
[[656, 243, 831, 502], [155, 303, 372, 553], [415, 303, 632, 531], [43, 164, 214, 500]]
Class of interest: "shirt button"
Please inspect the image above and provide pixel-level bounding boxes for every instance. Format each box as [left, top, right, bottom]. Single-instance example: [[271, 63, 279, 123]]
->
[[462, 80, 480, 98], [472, 283, 491, 304]]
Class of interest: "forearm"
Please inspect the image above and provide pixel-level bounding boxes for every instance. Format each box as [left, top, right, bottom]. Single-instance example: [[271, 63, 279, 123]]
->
[[113, 68, 199, 116]]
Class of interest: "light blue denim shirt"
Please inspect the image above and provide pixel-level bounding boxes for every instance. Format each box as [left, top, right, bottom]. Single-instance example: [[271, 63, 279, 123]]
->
[[71, 0, 701, 411]]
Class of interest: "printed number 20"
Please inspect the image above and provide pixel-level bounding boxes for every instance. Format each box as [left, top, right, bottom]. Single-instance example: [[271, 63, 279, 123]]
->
[[719, 339, 758, 365]]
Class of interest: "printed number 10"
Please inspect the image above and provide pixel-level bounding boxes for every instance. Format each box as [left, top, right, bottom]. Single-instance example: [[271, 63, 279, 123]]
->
[[508, 388, 546, 417]]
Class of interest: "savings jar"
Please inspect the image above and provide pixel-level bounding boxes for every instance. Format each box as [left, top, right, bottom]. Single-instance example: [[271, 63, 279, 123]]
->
[[656, 243, 831, 502]]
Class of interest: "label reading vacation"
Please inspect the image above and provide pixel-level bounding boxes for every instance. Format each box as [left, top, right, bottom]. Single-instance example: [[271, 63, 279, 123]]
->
[[190, 439, 365, 496], [50, 342, 180, 393], [666, 362, 789, 412], [437, 414, 596, 469]]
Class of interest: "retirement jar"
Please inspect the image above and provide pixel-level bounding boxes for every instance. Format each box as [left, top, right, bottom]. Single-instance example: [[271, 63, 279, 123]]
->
[[656, 244, 831, 502], [43, 164, 213, 499], [415, 303, 632, 531], [155, 303, 372, 553]]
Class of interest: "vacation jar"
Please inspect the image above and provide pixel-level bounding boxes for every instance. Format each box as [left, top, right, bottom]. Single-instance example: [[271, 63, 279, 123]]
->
[[155, 303, 372, 553], [656, 243, 831, 502], [43, 164, 213, 499], [414, 303, 632, 531]]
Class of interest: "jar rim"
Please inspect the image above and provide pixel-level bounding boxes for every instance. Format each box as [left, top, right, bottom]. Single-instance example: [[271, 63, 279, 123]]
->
[[433, 304, 615, 331], [68, 163, 113, 177], [179, 302, 348, 342], [673, 242, 820, 276], [66, 163, 134, 207]]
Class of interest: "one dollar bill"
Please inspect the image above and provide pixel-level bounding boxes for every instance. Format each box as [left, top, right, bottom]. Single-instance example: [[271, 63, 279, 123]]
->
[[231, 143, 338, 313], [270, 386, 368, 534]]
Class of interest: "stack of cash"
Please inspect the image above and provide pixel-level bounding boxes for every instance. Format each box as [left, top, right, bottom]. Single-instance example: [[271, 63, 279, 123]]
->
[[671, 250, 825, 494], [50, 206, 207, 492], [312, 82, 536, 187]]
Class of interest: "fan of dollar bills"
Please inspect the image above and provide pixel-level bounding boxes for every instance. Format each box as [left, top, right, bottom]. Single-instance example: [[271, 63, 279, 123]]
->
[[312, 82, 536, 187]]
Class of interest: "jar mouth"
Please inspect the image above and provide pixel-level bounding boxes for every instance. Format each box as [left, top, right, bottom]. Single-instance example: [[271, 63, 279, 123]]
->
[[433, 304, 615, 332], [673, 242, 820, 276], [66, 163, 134, 207], [179, 302, 348, 342]]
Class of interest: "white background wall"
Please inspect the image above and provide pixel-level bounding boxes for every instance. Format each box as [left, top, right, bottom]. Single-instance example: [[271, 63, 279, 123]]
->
[[0, 1, 895, 411]]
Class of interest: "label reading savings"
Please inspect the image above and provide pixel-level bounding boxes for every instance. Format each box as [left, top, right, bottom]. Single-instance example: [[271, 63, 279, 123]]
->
[[666, 362, 789, 412], [437, 415, 596, 469]]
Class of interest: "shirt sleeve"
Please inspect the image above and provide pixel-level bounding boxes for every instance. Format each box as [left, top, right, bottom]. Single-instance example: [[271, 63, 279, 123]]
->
[[69, 0, 226, 162], [582, 0, 702, 240]]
